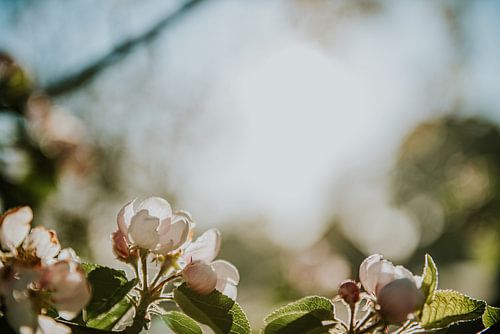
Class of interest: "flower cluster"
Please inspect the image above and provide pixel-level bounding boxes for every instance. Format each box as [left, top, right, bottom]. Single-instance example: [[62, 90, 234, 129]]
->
[[334, 254, 425, 333], [0, 206, 90, 334], [111, 197, 240, 330]]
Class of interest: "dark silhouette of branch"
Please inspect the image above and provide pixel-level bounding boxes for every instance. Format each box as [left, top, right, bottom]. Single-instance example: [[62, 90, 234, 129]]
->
[[44, 0, 206, 97]]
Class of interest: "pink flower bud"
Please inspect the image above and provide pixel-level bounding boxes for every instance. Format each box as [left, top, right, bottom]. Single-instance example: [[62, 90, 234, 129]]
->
[[40, 260, 91, 320], [111, 230, 131, 261], [338, 279, 360, 306], [377, 278, 424, 324], [182, 262, 217, 295]]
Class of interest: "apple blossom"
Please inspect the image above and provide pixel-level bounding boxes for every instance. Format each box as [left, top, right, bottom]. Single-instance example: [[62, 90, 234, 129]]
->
[[39, 260, 91, 320], [22, 226, 61, 265], [0, 206, 90, 333], [116, 197, 191, 254], [181, 229, 240, 299], [359, 254, 424, 324]]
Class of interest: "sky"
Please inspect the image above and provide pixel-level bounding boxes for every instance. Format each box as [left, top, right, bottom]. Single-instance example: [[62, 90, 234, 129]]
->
[[1, 0, 500, 272]]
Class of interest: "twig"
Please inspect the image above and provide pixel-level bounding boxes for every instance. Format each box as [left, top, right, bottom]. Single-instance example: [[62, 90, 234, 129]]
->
[[44, 0, 207, 96]]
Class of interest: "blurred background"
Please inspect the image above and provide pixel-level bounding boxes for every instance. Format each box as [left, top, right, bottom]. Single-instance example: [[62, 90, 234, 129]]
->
[[1, 0, 500, 332]]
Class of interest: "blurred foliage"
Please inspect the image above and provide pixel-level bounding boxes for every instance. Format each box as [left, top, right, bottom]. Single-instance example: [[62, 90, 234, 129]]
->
[[393, 117, 500, 304], [0, 53, 57, 211]]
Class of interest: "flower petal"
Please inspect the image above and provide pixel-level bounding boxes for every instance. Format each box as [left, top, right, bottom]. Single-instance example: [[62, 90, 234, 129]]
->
[[138, 197, 172, 221], [41, 261, 91, 320], [216, 281, 238, 300], [183, 229, 221, 264], [117, 200, 136, 236], [23, 227, 61, 263], [57, 248, 79, 262], [155, 220, 189, 254], [37, 315, 71, 334], [0, 206, 32, 251], [182, 262, 217, 295], [127, 210, 160, 250], [212, 260, 240, 285], [359, 254, 383, 295], [212, 260, 239, 300]]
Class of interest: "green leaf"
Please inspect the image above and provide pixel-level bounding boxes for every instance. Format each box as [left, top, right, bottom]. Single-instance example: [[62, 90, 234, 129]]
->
[[483, 305, 500, 328], [162, 311, 202, 334], [173, 283, 250, 334], [86, 297, 133, 330], [83, 264, 137, 327], [420, 290, 485, 329], [261, 296, 337, 334], [81, 262, 100, 274], [420, 254, 438, 304]]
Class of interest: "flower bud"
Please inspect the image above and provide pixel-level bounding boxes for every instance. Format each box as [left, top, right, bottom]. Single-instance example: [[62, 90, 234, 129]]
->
[[338, 279, 360, 306], [182, 262, 217, 295], [377, 278, 424, 324], [40, 261, 91, 320], [111, 230, 131, 262]]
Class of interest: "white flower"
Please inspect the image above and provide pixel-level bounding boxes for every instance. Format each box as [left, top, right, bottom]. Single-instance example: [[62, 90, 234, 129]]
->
[[117, 197, 190, 254], [0, 206, 32, 252], [182, 229, 240, 299], [359, 254, 424, 324], [39, 260, 91, 320], [22, 227, 61, 264]]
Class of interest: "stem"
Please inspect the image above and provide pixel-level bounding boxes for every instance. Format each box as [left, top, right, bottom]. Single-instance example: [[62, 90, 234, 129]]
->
[[356, 311, 376, 331], [121, 288, 151, 334], [358, 320, 384, 334], [140, 250, 148, 291], [348, 304, 356, 334], [151, 273, 182, 295], [150, 256, 174, 288]]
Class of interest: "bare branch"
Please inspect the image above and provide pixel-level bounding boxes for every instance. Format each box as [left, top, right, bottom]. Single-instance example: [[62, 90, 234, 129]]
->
[[44, 0, 206, 97]]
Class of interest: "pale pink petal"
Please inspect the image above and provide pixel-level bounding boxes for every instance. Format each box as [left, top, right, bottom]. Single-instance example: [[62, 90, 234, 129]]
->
[[23, 227, 61, 262], [57, 248, 79, 262], [117, 200, 136, 236], [212, 260, 240, 285], [0, 206, 32, 250], [212, 260, 239, 300], [373, 261, 399, 296], [138, 197, 172, 221], [394, 265, 416, 282], [216, 281, 238, 300], [42, 261, 90, 320], [173, 210, 195, 228], [37, 315, 71, 334], [155, 220, 189, 254], [359, 254, 383, 295], [182, 262, 217, 295], [127, 210, 160, 250], [184, 229, 221, 264]]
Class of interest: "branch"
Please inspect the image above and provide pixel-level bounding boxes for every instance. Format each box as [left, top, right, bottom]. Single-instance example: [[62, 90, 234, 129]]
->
[[44, 0, 206, 97]]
